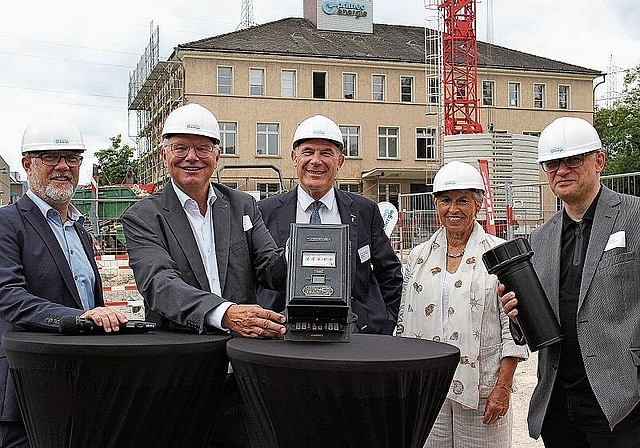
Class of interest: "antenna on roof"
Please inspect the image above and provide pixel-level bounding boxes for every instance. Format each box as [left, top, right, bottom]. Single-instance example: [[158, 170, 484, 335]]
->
[[604, 55, 622, 109], [237, 0, 257, 30]]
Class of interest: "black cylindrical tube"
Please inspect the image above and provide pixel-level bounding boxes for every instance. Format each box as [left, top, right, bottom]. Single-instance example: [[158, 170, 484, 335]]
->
[[482, 238, 564, 351]]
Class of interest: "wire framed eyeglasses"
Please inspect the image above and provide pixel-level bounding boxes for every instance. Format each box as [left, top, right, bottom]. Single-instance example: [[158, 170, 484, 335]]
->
[[167, 143, 216, 159]]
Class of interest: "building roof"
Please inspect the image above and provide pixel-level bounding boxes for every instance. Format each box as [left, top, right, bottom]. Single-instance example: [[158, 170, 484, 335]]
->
[[177, 17, 602, 76]]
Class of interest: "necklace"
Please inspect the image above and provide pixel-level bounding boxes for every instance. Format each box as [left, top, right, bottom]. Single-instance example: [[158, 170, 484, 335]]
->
[[446, 249, 465, 258]]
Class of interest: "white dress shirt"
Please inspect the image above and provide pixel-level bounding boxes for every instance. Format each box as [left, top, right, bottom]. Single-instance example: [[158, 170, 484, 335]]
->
[[296, 187, 341, 224]]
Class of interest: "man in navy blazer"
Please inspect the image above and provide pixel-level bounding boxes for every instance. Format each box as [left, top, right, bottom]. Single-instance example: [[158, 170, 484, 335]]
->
[[502, 117, 640, 447], [257, 115, 402, 335], [0, 117, 127, 447]]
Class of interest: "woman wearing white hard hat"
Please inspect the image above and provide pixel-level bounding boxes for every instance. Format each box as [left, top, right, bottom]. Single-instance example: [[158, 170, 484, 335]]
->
[[397, 161, 528, 448]]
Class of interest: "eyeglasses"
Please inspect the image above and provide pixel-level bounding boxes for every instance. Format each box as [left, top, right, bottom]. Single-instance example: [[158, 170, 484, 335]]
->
[[295, 148, 341, 159], [167, 143, 216, 159], [33, 153, 83, 167], [540, 151, 596, 172]]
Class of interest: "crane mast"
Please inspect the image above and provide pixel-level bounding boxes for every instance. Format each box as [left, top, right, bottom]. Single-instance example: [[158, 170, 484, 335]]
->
[[439, 0, 483, 134]]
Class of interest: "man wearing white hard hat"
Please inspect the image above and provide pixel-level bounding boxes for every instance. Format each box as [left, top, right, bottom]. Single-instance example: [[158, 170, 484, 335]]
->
[[502, 117, 640, 446], [122, 103, 287, 448], [0, 117, 128, 447], [257, 114, 402, 335]]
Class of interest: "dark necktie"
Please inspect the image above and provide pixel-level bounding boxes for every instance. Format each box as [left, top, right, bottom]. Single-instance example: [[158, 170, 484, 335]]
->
[[309, 201, 322, 224]]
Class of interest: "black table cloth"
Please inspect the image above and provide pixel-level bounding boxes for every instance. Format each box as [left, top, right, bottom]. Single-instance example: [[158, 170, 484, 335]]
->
[[3, 331, 231, 448], [227, 333, 460, 448]]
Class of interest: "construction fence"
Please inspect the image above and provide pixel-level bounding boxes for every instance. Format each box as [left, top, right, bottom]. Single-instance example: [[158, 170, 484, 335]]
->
[[75, 172, 640, 261], [395, 171, 640, 260]]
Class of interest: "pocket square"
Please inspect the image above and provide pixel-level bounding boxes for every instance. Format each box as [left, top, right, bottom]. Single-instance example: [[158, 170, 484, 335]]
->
[[604, 230, 626, 252], [243, 215, 253, 231]]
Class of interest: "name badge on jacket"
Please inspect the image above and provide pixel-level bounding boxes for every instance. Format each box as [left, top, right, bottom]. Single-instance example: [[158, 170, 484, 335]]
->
[[358, 245, 371, 263]]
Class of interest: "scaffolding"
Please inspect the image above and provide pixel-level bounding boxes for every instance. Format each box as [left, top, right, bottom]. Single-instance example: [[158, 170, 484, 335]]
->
[[424, 0, 445, 181], [128, 23, 184, 185]]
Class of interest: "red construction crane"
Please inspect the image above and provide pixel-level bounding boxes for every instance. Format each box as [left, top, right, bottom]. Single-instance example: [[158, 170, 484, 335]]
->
[[439, 0, 483, 135]]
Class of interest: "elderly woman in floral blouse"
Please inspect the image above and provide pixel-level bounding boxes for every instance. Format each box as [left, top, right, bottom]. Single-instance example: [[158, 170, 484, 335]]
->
[[397, 161, 528, 448]]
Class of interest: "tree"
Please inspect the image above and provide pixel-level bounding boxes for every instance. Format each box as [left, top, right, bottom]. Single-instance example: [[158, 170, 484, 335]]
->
[[595, 64, 640, 175], [94, 135, 140, 185]]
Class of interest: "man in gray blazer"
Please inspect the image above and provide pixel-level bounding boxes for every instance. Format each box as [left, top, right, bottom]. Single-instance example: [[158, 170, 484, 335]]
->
[[257, 114, 402, 334], [122, 104, 287, 448], [502, 117, 640, 447]]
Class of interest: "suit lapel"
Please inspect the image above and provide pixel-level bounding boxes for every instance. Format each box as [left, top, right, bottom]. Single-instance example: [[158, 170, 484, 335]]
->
[[536, 212, 563, 317], [20, 196, 84, 308], [212, 186, 230, 294], [335, 189, 358, 278], [162, 183, 211, 291], [578, 187, 619, 310], [276, 189, 297, 244]]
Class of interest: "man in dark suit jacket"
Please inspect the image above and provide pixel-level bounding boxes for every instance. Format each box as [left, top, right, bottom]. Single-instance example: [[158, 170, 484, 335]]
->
[[0, 117, 127, 447], [502, 117, 640, 447], [257, 114, 402, 335], [122, 104, 287, 448]]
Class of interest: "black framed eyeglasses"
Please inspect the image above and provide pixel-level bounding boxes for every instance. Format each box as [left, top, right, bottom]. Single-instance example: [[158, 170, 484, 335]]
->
[[540, 151, 596, 173], [167, 143, 216, 159], [33, 153, 83, 167]]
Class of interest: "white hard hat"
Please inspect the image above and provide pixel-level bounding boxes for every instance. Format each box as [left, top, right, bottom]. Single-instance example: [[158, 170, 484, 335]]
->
[[433, 161, 485, 194], [293, 114, 343, 149], [538, 117, 602, 163], [162, 103, 220, 144], [21, 116, 86, 154]]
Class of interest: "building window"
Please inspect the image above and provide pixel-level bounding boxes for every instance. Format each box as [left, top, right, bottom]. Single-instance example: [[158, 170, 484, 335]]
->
[[257, 183, 280, 200], [559, 85, 570, 109], [256, 123, 279, 156], [428, 77, 440, 104], [378, 183, 400, 210], [339, 184, 361, 194], [313, 72, 326, 99], [281, 70, 296, 98], [416, 127, 436, 160], [219, 122, 237, 155], [508, 82, 520, 107], [378, 127, 398, 158], [222, 182, 238, 189], [343, 73, 356, 99], [217, 67, 233, 94], [533, 84, 545, 108], [482, 80, 494, 106], [401, 76, 414, 102], [373, 75, 385, 101], [250, 68, 265, 96], [340, 125, 360, 158]]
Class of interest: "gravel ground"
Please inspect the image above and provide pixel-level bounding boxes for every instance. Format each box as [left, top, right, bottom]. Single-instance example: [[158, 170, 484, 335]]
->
[[512, 351, 545, 447]]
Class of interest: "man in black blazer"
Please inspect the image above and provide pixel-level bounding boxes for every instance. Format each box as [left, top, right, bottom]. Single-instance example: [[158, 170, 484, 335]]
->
[[257, 114, 402, 335], [0, 117, 127, 447], [502, 117, 640, 447]]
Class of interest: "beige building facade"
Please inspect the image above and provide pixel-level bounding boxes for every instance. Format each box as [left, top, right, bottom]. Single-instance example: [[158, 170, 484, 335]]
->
[[128, 3, 601, 210]]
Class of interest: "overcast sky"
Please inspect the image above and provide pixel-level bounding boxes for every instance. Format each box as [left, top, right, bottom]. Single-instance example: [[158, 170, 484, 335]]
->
[[2, 0, 639, 185]]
